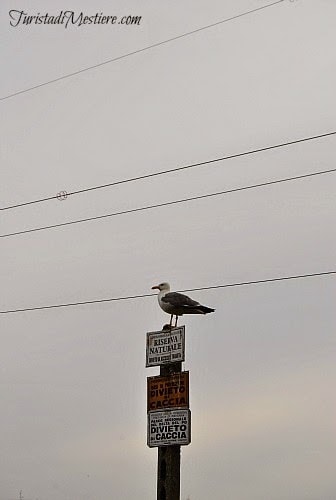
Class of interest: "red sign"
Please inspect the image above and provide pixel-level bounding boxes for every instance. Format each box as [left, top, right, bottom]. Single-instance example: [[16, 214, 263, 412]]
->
[[147, 372, 189, 412]]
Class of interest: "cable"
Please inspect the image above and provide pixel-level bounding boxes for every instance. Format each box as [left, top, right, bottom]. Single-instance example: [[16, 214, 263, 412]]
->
[[1, 270, 335, 314], [1, 168, 335, 239], [1, 130, 336, 212], [1, 0, 284, 102]]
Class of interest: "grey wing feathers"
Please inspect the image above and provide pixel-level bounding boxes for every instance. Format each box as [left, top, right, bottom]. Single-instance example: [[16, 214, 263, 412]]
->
[[161, 292, 200, 307]]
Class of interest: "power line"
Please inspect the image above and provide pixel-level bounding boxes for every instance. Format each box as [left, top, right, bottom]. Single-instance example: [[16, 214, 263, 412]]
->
[[1, 167, 335, 239], [1, 0, 284, 102], [1, 130, 335, 212], [1, 270, 335, 314]]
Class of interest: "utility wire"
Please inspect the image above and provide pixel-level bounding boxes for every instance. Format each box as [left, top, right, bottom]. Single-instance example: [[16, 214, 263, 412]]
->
[[1, 270, 335, 314], [1, 0, 284, 102], [1, 168, 335, 239], [1, 130, 335, 212]]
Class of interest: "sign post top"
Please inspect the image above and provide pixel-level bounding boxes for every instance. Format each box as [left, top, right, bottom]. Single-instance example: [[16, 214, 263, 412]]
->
[[146, 325, 185, 367]]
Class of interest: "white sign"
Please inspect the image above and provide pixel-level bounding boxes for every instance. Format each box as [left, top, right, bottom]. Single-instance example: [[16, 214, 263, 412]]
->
[[146, 326, 185, 367], [147, 409, 191, 447]]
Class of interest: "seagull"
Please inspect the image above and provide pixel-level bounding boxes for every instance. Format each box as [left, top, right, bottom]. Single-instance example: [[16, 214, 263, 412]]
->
[[151, 282, 215, 327]]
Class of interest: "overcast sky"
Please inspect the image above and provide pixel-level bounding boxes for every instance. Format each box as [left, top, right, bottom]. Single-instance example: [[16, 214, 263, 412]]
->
[[1, 1, 336, 499]]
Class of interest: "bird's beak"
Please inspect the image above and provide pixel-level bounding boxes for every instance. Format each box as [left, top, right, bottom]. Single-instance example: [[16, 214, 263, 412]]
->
[[151, 285, 159, 290]]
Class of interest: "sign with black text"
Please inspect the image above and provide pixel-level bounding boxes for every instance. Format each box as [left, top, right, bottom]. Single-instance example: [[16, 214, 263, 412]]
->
[[146, 326, 185, 367], [147, 409, 191, 447], [147, 371, 189, 412]]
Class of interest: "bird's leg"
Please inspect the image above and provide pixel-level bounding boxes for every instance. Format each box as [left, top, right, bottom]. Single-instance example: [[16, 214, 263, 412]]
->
[[170, 314, 173, 328], [175, 315, 178, 327]]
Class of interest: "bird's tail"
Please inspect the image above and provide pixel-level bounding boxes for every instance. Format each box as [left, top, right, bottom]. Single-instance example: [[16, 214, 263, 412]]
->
[[199, 306, 215, 314]]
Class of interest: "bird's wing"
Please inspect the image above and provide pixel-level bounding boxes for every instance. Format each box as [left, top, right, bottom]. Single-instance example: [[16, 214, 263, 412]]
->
[[161, 292, 199, 307]]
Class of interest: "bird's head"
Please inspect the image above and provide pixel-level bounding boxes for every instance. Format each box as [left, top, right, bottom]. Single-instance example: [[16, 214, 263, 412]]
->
[[151, 282, 170, 292]]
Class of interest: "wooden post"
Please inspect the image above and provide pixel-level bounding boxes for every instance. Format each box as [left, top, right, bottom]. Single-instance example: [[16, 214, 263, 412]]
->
[[157, 361, 182, 500], [157, 445, 181, 500]]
